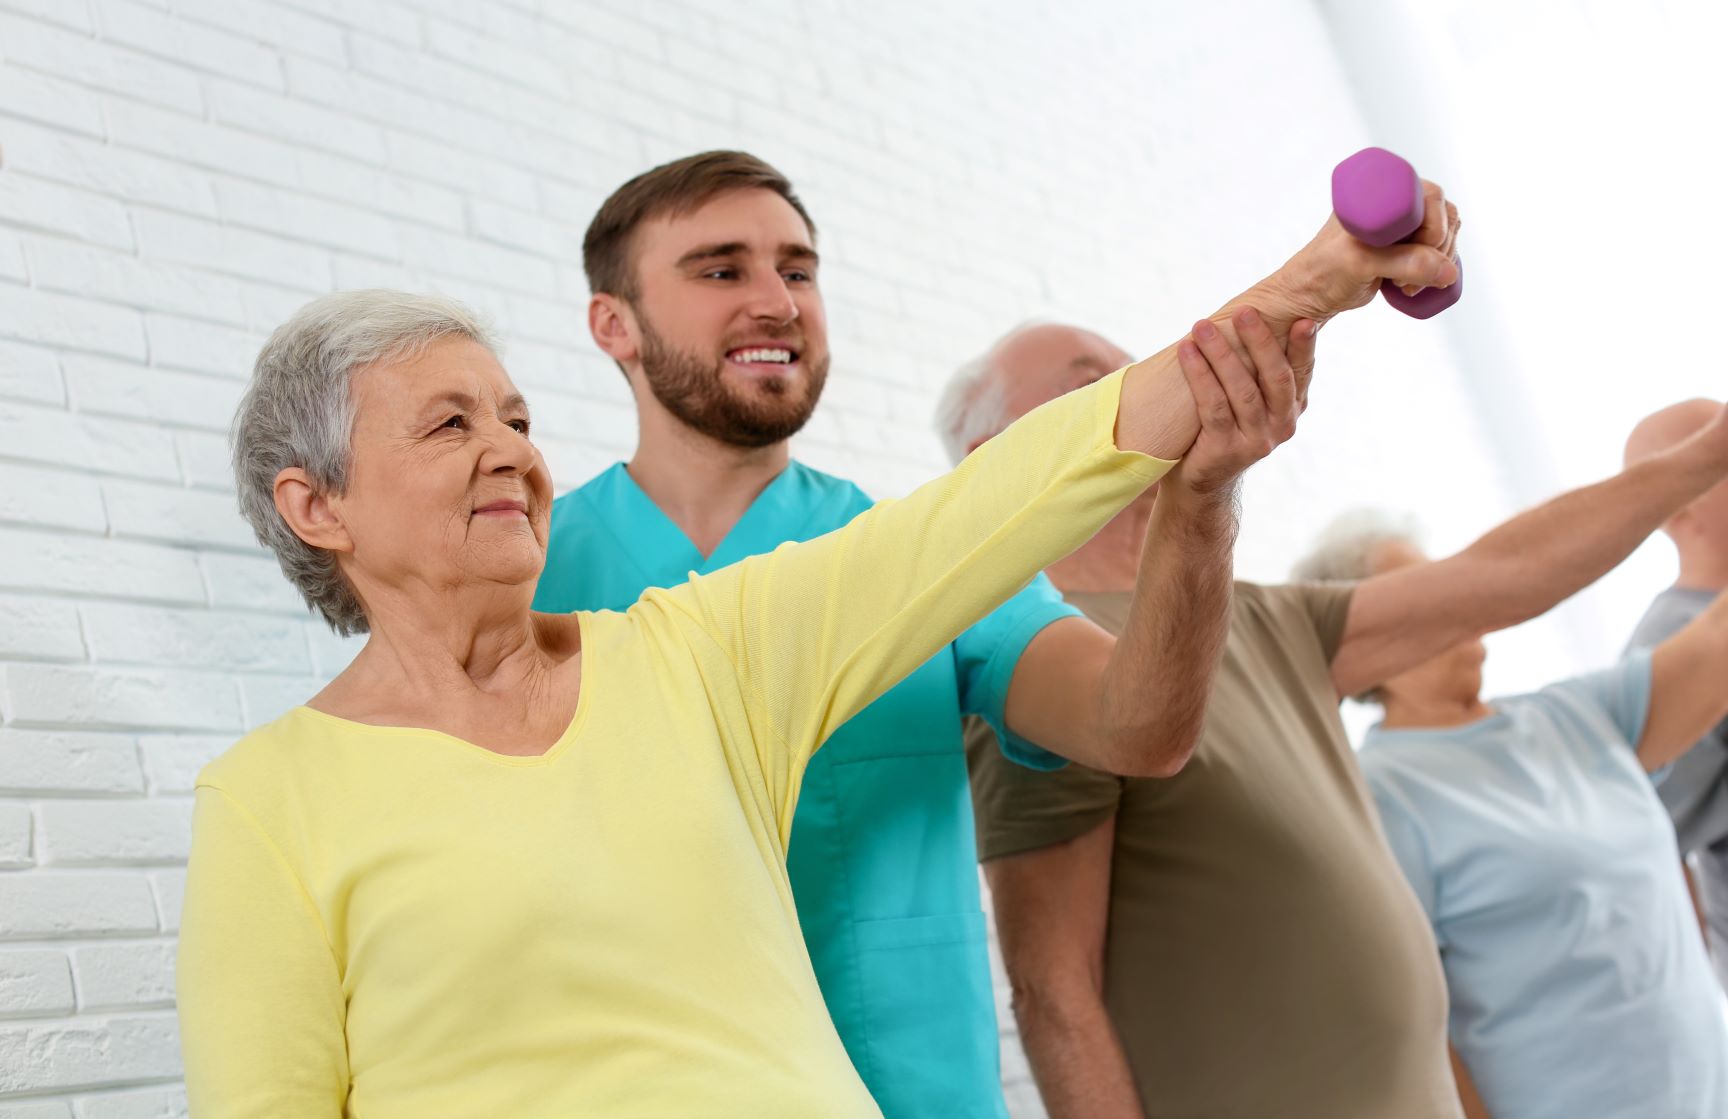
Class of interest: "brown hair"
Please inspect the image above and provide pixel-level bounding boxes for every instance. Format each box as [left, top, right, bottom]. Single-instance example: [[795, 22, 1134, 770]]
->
[[583, 150, 816, 301]]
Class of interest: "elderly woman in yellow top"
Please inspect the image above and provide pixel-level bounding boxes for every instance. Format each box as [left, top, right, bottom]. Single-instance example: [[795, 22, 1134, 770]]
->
[[175, 187, 1460, 1118]]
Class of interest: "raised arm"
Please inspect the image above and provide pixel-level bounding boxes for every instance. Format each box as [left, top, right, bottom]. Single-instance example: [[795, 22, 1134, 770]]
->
[[669, 185, 1463, 818], [1003, 311, 1315, 776], [985, 817, 1145, 1119], [1115, 182, 1460, 461], [1637, 591, 1728, 771], [1331, 406, 1728, 699]]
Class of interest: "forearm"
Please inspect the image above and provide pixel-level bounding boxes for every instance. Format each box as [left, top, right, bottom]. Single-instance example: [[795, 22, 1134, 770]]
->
[[1637, 590, 1728, 768], [1015, 988, 1146, 1119], [1116, 287, 1292, 460], [709, 368, 1175, 769], [1454, 446, 1726, 633], [1094, 483, 1237, 776]]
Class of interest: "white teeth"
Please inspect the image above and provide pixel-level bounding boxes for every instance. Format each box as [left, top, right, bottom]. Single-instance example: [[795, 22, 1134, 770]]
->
[[732, 348, 793, 364]]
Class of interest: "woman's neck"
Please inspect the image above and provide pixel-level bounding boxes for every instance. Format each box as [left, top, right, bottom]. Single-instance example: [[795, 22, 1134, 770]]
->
[[313, 582, 578, 730], [1379, 693, 1495, 731]]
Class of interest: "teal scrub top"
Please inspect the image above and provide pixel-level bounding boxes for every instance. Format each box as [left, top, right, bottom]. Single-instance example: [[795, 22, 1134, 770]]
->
[[532, 461, 1080, 1119]]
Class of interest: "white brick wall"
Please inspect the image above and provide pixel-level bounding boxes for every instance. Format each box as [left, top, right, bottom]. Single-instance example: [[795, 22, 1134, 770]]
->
[[0, 0, 1523, 1111]]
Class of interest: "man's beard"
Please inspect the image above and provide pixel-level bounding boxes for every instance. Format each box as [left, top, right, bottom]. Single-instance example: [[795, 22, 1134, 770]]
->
[[635, 310, 830, 450]]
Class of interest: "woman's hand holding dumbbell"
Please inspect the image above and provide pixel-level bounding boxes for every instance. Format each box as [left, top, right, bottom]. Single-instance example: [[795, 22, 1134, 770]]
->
[[1236, 148, 1462, 330]]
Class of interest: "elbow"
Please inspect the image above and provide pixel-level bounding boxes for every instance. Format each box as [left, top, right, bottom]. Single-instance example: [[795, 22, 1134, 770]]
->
[[1007, 970, 1105, 1034], [1097, 719, 1201, 779]]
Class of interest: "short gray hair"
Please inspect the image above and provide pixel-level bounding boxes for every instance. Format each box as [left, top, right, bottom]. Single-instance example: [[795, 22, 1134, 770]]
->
[[232, 290, 500, 635], [934, 350, 1011, 466], [1290, 508, 1424, 583], [1292, 509, 1424, 704]]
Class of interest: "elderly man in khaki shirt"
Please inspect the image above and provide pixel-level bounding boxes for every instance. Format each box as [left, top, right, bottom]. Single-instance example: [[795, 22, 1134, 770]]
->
[[943, 323, 1728, 1119]]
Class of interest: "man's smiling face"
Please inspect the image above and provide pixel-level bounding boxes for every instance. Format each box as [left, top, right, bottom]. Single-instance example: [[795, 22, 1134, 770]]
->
[[623, 187, 831, 449]]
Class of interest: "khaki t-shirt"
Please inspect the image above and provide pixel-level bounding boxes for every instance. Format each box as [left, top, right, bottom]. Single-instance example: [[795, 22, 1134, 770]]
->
[[967, 582, 1459, 1119]]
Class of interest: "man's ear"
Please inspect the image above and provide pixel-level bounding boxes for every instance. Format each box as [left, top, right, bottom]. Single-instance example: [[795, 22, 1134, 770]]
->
[[590, 293, 640, 366], [273, 467, 355, 555]]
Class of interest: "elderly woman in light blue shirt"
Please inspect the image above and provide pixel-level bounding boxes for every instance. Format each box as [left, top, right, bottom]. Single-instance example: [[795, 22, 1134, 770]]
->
[[1296, 513, 1728, 1119]]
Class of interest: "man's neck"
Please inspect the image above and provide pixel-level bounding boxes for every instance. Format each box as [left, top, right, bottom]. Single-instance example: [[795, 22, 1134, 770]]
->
[[627, 404, 790, 559], [1045, 500, 1154, 594], [1674, 548, 1728, 594], [1379, 693, 1495, 731]]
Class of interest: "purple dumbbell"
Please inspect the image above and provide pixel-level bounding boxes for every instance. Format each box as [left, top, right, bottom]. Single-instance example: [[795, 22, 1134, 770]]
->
[[1330, 147, 1462, 320]]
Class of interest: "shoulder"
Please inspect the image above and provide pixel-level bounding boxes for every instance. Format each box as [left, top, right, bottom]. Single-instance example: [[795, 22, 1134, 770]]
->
[[1242, 578, 1354, 613], [786, 460, 874, 515], [547, 466, 624, 532], [1628, 588, 1714, 650], [1232, 580, 1328, 639], [195, 709, 337, 820], [1355, 733, 1472, 827], [1529, 655, 1652, 742]]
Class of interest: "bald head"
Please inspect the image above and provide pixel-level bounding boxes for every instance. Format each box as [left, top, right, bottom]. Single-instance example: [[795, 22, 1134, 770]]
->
[[936, 322, 1132, 463], [1625, 398, 1720, 468], [992, 323, 1130, 416], [1625, 398, 1728, 568]]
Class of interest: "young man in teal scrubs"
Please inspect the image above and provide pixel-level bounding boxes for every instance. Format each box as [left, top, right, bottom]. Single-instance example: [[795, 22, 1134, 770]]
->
[[532, 151, 1329, 1116]]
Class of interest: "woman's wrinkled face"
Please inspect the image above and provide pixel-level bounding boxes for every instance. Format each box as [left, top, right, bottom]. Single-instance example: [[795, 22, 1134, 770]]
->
[[1371, 538, 1488, 708], [332, 337, 552, 606]]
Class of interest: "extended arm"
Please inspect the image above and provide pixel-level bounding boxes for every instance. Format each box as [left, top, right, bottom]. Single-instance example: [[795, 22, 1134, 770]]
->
[[679, 185, 1462, 817], [1638, 591, 1728, 771], [986, 817, 1145, 1119], [1331, 414, 1728, 698], [1115, 184, 1460, 461], [1005, 312, 1311, 775]]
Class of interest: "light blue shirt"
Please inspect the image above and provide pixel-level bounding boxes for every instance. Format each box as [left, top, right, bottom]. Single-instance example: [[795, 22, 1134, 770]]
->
[[531, 462, 1080, 1119], [1361, 651, 1728, 1119]]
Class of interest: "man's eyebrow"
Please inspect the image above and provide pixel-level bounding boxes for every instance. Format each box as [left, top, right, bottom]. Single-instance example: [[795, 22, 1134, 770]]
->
[[1070, 355, 1113, 373], [673, 242, 820, 268], [675, 242, 747, 268], [499, 393, 529, 415]]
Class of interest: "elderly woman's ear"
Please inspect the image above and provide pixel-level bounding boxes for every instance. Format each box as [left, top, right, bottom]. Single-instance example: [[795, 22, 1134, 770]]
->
[[272, 466, 354, 555]]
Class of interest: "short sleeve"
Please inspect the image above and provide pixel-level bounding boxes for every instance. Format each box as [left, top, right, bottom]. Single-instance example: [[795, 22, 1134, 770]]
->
[[1557, 648, 1654, 748], [1364, 769, 1443, 937], [954, 571, 1083, 771], [1285, 581, 1358, 663], [964, 715, 1124, 861]]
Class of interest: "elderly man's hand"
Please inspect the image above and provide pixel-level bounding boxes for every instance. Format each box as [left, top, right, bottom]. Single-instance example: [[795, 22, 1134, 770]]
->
[[1256, 178, 1461, 326], [1169, 308, 1317, 497]]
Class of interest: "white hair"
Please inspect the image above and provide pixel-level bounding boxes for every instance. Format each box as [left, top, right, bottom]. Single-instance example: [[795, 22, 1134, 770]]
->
[[936, 318, 1060, 466], [933, 349, 1012, 465], [231, 290, 501, 635], [1290, 507, 1425, 583]]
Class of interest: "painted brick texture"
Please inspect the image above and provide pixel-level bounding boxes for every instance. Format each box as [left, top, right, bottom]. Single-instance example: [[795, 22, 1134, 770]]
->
[[0, 1, 1518, 1112]]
